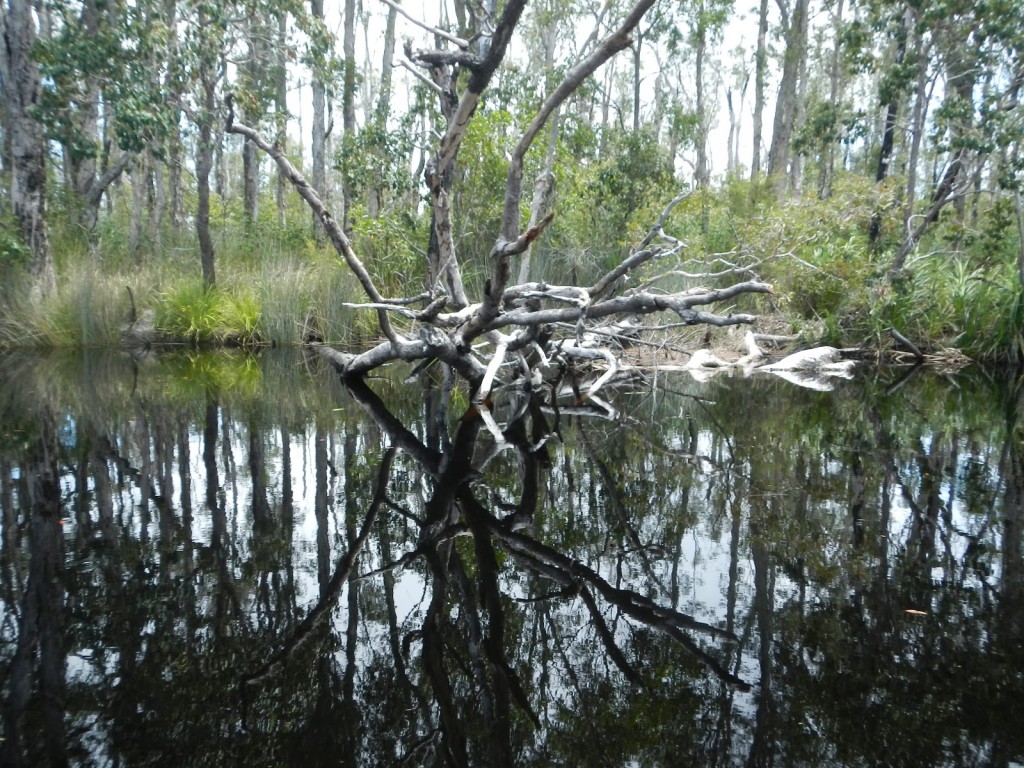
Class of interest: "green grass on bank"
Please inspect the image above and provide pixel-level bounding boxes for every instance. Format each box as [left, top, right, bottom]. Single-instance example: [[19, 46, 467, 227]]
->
[[0, 199, 403, 349], [663, 174, 1024, 364], [2, 174, 1022, 363]]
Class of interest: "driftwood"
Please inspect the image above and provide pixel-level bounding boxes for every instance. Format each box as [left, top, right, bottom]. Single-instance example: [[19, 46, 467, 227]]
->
[[760, 346, 856, 373], [225, 0, 772, 401], [673, 334, 858, 390]]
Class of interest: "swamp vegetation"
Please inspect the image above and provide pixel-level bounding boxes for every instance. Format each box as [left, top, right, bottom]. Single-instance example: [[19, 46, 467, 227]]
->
[[0, 0, 1023, 363]]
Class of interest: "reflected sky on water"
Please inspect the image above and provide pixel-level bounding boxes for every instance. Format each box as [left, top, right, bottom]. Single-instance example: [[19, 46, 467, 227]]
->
[[0, 349, 1021, 767]]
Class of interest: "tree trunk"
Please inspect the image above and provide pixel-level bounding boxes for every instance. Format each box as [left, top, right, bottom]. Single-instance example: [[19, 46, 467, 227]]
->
[[0, 0, 55, 297], [766, 0, 809, 195], [890, 14, 977, 277], [149, 149, 165, 249], [727, 89, 738, 175], [242, 141, 260, 228], [242, 17, 265, 227], [818, 0, 846, 198], [750, 0, 769, 181], [518, 10, 560, 284], [227, 0, 771, 387], [275, 14, 288, 226], [61, 0, 129, 234], [789, 7, 810, 193], [1016, 190, 1024, 296], [695, 19, 709, 187], [517, 109, 560, 285], [214, 98, 228, 201], [310, 0, 328, 241], [368, 3, 398, 218], [903, 37, 930, 231], [129, 161, 146, 263], [869, 9, 909, 244], [341, 0, 356, 225], [197, 73, 217, 288], [164, 0, 184, 228], [889, 149, 965, 276], [242, 137, 260, 226], [599, 60, 614, 157], [632, 29, 642, 133], [67, 0, 101, 227]]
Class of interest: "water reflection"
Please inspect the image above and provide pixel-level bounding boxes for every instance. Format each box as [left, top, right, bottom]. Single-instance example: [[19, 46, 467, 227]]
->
[[0, 350, 1021, 766]]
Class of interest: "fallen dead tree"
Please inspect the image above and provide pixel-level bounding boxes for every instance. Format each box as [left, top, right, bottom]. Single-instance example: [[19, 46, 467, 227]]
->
[[226, 0, 772, 402]]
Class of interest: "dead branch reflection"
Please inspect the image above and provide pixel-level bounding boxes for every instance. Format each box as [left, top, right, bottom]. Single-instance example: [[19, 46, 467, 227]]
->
[[236, 376, 747, 766], [0, 351, 1022, 766]]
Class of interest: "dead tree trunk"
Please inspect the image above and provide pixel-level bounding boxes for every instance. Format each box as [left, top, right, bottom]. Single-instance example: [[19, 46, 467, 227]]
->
[[226, 0, 770, 397]]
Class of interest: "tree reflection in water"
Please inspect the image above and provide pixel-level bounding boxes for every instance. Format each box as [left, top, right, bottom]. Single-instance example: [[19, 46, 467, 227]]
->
[[0, 350, 1021, 767]]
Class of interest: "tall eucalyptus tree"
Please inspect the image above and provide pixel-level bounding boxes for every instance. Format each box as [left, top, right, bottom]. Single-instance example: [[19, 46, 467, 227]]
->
[[0, 0, 54, 297], [309, 0, 331, 241], [888, 0, 1024, 276], [767, 0, 811, 194]]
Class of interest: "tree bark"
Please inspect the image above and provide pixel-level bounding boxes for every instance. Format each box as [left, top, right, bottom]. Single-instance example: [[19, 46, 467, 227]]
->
[[164, 0, 184, 228], [310, 0, 328, 241], [750, 0, 769, 181], [632, 28, 643, 133], [695, 18, 709, 187], [903, 34, 932, 226], [129, 160, 146, 263], [869, 8, 909, 244], [0, 0, 55, 297], [242, 17, 264, 228], [727, 89, 738, 175], [818, 0, 846, 198], [766, 0, 809, 195], [341, 0, 356, 226], [275, 14, 288, 226], [889, 149, 965, 276], [197, 68, 217, 288], [368, 2, 398, 218]]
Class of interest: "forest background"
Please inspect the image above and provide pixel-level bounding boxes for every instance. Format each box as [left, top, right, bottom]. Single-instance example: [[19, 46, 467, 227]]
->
[[1, 0, 1022, 362]]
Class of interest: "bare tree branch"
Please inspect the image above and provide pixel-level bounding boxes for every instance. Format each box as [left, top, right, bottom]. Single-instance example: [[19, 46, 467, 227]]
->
[[382, 0, 470, 48], [225, 95, 398, 343]]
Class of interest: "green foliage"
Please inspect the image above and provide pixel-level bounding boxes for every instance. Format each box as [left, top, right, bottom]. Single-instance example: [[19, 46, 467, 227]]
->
[[0, 174, 374, 349], [336, 121, 418, 213], [543, 127, 677, 285], [730, 174, 889, 321], [155, 282, 263, 347], [590, 129, 676, 240], [707, 172, 1024, 360], [0, 216, 31, 271], [33, 0, 172, 159], [942, 259, 1024, 362], [156, 282, 233, 345], [350, 207, 427, 296], [792, 101, 866, 157]]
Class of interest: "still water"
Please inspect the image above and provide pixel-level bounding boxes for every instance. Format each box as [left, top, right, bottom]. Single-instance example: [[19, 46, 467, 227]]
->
[[0, 349, 1021, 767]]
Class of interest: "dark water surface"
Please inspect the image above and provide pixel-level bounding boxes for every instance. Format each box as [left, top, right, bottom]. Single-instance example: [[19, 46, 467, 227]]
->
[[0, 349, 1021, 767]]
